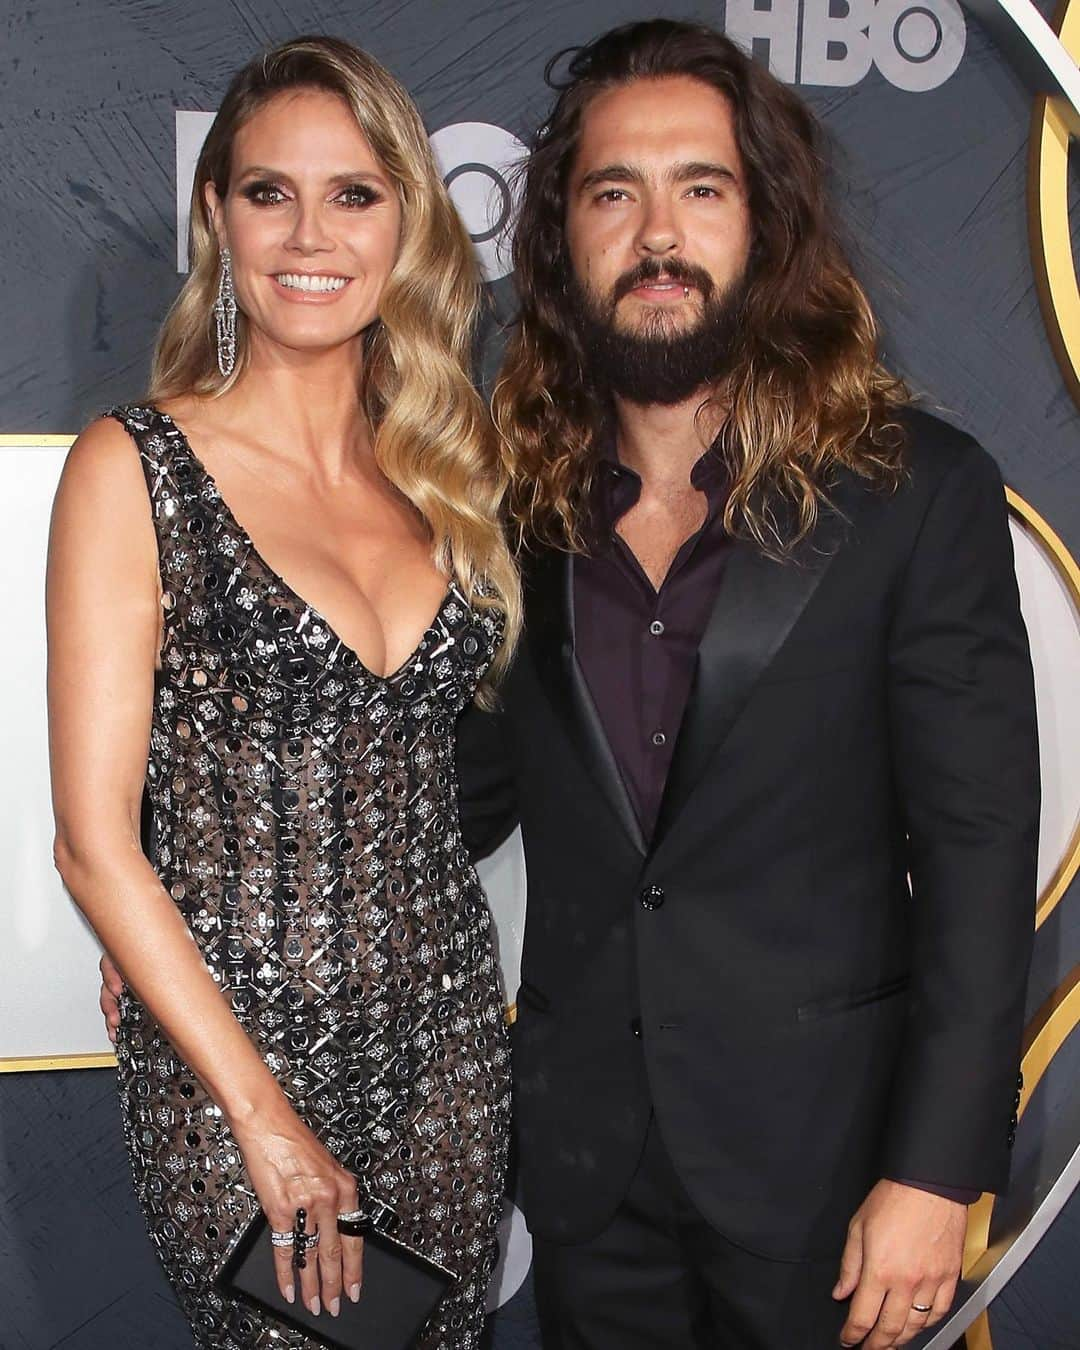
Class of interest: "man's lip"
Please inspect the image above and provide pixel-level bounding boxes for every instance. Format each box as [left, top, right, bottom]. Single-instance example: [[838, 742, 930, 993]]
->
[[625, 279, 697, 300]]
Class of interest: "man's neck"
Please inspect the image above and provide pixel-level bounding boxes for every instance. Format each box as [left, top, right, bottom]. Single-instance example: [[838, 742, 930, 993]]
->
[[612, 390, 722, 493], [608, 389, 726, 591]]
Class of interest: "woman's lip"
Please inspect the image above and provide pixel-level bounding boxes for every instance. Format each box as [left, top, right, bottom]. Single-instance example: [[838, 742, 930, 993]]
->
[[269, 274, 353, 301]]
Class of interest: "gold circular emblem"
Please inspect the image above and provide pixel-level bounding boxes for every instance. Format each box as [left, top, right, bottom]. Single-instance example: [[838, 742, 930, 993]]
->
[[1029, 0, 1080, 408]]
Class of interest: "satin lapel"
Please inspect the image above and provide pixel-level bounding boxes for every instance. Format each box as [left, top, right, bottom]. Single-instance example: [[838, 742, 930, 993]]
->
[[524, 549, 647, 857], [651, 517, 844, 853]]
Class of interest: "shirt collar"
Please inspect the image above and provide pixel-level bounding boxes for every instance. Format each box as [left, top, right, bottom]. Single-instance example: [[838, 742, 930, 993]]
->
[[592, 437, 728, 539]]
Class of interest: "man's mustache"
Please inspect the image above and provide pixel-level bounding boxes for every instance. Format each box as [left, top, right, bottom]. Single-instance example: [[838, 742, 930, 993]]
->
[[611, 258, 716, 305]]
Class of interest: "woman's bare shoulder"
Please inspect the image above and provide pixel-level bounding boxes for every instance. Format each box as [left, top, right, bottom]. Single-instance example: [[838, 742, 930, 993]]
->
[[52, 414, 155, 551]]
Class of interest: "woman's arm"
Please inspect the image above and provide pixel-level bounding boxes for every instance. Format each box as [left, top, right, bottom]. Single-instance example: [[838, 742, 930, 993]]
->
[[48, 418, 361, 1317]]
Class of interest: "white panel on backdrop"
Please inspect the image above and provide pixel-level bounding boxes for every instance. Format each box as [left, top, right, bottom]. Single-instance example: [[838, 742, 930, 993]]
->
[[175, 111, 215, 272], [485, 1199, 533, 1313], [1010, 516, 1080, 897], [429, 123, 526, 283], [475, 827, 526, 1003], [3, 464, 1075, 1060], [1, 445, 112, 1059]]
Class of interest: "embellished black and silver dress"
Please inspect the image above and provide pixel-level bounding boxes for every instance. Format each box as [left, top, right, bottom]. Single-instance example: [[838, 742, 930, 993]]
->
[[109, 404, 511, 1350]]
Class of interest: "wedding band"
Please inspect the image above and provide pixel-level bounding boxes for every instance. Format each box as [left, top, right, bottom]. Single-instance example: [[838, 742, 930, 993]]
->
[[912, 1302, 933, 1314], [270, 1230, 294, 1248]]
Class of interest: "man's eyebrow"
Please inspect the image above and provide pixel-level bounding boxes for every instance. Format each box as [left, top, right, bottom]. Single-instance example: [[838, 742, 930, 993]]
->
[[577, 163, 644, 192], [577, 160, 740, 192], [671, 160, 739, 185]]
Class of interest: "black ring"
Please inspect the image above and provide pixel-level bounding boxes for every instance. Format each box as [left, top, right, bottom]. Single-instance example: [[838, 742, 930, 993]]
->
[[293, 1207, 308, 1270]]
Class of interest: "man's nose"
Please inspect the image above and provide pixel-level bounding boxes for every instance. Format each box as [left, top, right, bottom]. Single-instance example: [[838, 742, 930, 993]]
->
[[635, 195, 682, 255]]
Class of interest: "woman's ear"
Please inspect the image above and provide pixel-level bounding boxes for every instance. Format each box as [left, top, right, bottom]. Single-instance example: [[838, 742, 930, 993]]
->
[[204, 180, 226, 250]]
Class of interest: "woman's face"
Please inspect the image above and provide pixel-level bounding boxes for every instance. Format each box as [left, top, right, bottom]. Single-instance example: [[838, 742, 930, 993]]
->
[[206, 87, 403, 360]]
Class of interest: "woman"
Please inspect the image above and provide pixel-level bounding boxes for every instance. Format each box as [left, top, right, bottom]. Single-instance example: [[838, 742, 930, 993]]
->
[[48, 35, 519, 1350]]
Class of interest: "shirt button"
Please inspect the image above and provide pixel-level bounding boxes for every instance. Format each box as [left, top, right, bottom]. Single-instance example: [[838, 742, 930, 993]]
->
[[651, 730, 667, 747], [649, 620, 665, 636]]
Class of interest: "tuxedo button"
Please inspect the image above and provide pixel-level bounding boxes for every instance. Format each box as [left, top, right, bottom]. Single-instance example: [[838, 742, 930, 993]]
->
[[629, 1018, 642, 1038], [640, 885, 665, 910]]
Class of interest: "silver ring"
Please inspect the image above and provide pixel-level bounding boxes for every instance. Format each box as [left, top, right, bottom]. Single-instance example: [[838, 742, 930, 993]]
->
[[337, 1209, 366, 1224], [301, 1230, 320, 1248], [911, 1303, 933, 1314], [270, 1230, 294, 1248]]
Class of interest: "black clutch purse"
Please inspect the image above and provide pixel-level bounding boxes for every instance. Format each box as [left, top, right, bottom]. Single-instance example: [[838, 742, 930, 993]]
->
[[217, 1196, 456, 1350]]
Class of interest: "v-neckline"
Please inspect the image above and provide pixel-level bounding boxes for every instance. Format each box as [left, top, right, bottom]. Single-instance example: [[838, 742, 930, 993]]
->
[[153, 406, 455, 683]]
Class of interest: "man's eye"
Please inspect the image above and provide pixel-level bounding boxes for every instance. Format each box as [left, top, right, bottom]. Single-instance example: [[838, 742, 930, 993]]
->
[[597, 189, 629, 203], [688, 185, 719, 199]]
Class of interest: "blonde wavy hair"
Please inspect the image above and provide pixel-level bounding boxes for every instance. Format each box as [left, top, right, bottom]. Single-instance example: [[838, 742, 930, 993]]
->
[[492, 20, 909, 557], [151, 35, 519, 684]]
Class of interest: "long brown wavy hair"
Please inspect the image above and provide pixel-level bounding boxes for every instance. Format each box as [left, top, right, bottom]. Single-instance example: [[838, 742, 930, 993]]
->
[[151, 36, 520, 683], [492, 19, 909, 555]]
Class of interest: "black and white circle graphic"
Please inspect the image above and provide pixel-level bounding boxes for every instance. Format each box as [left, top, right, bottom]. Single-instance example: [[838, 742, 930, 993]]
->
[[430, 122, 527, 283]]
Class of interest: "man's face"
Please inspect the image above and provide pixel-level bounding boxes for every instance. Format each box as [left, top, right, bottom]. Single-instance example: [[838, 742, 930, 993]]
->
[[564, 75, 753, 403]]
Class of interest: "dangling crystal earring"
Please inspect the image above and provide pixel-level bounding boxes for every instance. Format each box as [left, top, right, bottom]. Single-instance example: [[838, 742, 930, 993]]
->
[[214, 246, 237, 378]]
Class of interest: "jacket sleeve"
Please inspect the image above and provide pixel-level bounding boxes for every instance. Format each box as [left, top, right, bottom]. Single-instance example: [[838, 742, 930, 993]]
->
[[456, 698, 520, 863], [881, 440, 1039, 1193]]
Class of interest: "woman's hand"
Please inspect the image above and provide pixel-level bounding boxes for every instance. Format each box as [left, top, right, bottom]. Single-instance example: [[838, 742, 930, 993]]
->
[[231, 1107, 365, 1317], [97, 950, 364, 1316]]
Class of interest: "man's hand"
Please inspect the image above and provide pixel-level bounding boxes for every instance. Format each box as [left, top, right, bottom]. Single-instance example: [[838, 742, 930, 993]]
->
[[99, 953, 124, 1043], [834, 1179, 965, 1347]]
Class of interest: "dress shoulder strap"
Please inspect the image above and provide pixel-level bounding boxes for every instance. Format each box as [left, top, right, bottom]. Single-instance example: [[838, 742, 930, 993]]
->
[[105, 403, 204, 526], [105, 403, 223, 622]]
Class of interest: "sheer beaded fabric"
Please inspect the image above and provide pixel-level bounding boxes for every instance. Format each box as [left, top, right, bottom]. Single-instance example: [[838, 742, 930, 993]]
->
[[110, 404, 511, 1349]]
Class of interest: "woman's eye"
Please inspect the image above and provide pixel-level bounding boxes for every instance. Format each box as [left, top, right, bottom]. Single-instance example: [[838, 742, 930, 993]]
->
[[242, 182, 287, 206], [337, 184, 380, 208]]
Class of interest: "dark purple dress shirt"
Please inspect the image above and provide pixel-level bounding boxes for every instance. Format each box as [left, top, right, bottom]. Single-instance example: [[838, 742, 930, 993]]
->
[[574, 446, 730, 839], [572, 443, 978, 1207]]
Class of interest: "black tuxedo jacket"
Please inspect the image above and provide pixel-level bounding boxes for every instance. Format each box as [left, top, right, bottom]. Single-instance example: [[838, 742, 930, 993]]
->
[[458, 409, 1039, 1259]]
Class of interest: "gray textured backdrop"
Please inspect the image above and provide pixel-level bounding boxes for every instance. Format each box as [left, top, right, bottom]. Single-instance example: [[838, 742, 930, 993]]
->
[[2, 1, 1079, 1347]]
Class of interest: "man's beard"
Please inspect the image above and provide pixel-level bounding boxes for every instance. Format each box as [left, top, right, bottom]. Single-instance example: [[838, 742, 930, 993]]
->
[[569, 258, 747, 406]]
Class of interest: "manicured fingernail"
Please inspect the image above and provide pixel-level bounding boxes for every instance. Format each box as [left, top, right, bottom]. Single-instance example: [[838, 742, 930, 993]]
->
[[309, 1296, 320, 1316], [284, 1284, 294, 1305], [329, 1297, 340, 1318], [349, 1283, 361, 1303]]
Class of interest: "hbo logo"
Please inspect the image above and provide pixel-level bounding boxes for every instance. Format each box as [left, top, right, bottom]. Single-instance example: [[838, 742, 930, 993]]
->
[[726, 0, 966, 91]]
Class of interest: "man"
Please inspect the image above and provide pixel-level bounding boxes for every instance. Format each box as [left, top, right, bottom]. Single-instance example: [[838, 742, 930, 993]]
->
[[102, 19, 1038, 1350], [469, 18, 1037, 1350]]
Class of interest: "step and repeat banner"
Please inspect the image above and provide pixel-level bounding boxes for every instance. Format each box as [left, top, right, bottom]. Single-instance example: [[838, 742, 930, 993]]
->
[[2, 2, 1078, 1348]]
